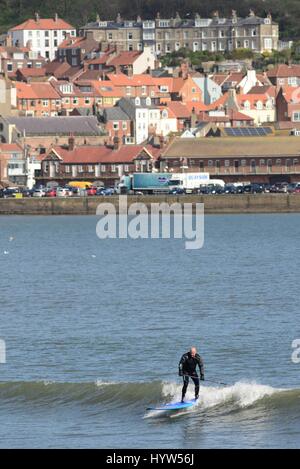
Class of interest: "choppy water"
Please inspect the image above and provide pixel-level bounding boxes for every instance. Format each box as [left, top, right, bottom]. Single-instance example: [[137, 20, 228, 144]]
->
[[0, 214, 300, 448]]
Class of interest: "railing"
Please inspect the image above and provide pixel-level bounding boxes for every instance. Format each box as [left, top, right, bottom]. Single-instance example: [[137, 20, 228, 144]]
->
[[201, 166, 300, 176]]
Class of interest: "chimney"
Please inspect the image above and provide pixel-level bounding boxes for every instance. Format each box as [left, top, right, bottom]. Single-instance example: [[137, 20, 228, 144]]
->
[[180, 61, 189, 80], [35, 12, 40, 23], [54, 13, 58, 22], [68, 135, 75, 151], [113, 134, 120, 150], [191, 107, 197, 128], [6, 34, 12, 47]]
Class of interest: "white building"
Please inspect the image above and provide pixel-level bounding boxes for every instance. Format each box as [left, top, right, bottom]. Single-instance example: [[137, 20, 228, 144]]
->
[[8, 13, 76, 61], [118, 97, 177, 144]]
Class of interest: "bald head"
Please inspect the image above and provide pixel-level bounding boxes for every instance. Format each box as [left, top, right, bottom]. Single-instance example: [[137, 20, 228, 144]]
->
[[190, 347, 197, 357]]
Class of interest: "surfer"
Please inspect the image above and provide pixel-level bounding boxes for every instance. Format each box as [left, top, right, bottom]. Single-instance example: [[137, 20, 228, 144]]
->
[[179, 347, 204, 402]]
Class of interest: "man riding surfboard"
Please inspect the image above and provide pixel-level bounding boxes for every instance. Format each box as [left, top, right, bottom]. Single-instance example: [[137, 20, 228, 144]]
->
[[179, 346, 204, 402]]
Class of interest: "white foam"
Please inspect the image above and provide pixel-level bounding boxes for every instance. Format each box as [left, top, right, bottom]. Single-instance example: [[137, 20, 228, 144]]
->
[[161, 380, 281, 410]]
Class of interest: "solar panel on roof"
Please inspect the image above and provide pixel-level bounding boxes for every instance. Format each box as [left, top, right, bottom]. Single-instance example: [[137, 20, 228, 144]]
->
[[224, 127, 273, 137]]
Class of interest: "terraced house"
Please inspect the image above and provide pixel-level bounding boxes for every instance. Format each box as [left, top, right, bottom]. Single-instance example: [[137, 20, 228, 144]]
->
[[81, 10, 279, 55]]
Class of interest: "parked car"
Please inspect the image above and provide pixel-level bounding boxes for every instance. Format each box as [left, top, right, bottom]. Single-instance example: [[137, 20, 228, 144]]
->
[[272, 183, 288, 193], [86, 186, 97, 196], [243, 184, 264, 194], [21, 189, 34, 198], [2, 188, 16, 198], [33, 188, 46, 197], [169, 187, 185, 195], [98, 187, 115, 196], [46, 188, 57, 197], [224, 184, 237, 194], [56, 187, 72, 197]]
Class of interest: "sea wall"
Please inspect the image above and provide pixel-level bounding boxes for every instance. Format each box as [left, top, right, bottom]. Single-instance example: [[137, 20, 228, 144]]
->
[[1, 194, 300, 215]]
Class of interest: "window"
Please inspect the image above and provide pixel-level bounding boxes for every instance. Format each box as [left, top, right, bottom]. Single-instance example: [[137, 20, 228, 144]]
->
[[128, 32, 133, 40], [45, 40, 49, 47], [54, 40, 58, 47], [45, 31, 49, 37], [101, 165, 106, 172], [78, 165, 84, 173], [126, 86, 132, 96], [293, 112, 300, 122], [124, 165, 129, 172], [85, 98, 91, 105], [65, 165, 70, 173], [122, 122, 127, 130], [160, 85, 169, 93], [113, 122, 119, 130], [264, 38, 272, 50], [42, 100, 49, 107], [73, 97, 78, 105], [111, 164, 116, 172], [7, 63, 13, 72], [108, 33, 113, 40], [88, 165, 94, 173], [288, 77, 297, 86]]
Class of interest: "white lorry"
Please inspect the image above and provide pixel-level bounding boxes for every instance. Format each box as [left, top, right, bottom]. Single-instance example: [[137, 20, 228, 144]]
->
[[168, 172, 210, 194]]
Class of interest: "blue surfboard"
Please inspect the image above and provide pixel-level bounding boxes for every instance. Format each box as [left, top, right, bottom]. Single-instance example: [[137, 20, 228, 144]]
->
[[147, 399, 197, 411]]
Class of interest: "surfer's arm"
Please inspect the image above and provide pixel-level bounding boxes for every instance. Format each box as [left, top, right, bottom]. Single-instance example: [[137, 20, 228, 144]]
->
[[178, 354, 186, 376], [197, 355, 205, 380]]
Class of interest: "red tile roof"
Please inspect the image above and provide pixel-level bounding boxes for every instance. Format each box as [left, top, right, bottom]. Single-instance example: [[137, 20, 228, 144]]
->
[[278, 85, 300, 103], [108, 51, 142, 67], [10, 18, 75, 31], [50, 144, 159, 164], [0, 143, 23, 153], [166, 101, 190, 119], [267, 64, 300, 78], [107, 73, 156, 87], [17, 67, 46, 77], [16, 81, 61, 99]]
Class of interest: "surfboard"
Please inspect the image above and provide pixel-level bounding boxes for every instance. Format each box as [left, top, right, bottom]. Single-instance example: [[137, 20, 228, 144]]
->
[[147, 399, 197, 411]]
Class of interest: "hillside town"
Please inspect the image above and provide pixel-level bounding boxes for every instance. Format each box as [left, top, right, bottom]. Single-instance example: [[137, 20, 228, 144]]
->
[[1, 10, 300, 195]]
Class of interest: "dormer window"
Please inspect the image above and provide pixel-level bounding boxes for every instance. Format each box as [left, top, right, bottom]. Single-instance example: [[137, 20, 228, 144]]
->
[[60, 84, 73, 94], [135, 97, 141, 106]]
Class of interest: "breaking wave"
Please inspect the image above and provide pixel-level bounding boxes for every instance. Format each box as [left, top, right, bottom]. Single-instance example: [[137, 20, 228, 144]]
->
[[0, 380, 299, 414]]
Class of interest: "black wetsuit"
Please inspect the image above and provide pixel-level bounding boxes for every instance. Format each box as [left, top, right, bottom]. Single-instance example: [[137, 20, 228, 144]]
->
[[178, 352, 204, 401]]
